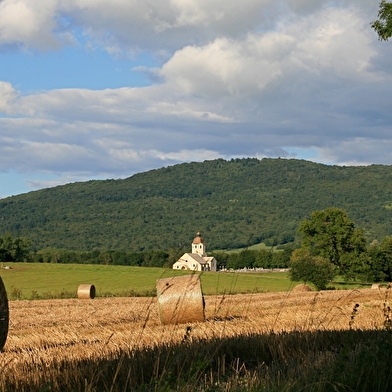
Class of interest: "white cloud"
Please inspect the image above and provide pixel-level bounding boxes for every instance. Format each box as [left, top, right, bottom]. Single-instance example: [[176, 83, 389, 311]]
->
[[0, 4, 383, 119], [64, 0, 273, 52], [0, 0, 391, 196], [286, 8, 377, 78], [0, 0, 67, 50], [2, 0, 374, 54], [0, 81, 18, 113]]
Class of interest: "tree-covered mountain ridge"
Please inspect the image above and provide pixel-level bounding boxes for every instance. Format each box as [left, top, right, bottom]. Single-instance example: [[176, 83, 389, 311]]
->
[[1, 158, 392, 252]]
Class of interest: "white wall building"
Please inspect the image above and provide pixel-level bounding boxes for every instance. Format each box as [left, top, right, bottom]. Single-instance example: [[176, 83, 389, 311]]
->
[[172, 232, 217, 272]]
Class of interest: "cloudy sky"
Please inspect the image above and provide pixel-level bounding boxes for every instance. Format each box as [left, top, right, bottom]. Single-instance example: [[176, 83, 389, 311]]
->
[[0, 0, 391, 198]]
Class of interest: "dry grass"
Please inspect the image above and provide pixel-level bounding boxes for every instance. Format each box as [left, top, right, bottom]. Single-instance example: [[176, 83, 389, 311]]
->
[[1, 288, 391, 391]]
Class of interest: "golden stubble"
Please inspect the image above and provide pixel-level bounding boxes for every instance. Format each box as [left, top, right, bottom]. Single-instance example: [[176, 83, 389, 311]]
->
[[1, 288, 389, 372]]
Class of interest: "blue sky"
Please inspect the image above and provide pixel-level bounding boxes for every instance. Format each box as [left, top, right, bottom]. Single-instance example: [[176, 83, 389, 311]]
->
[[1, 45, 158, 91], [0, 0, 391, 198]]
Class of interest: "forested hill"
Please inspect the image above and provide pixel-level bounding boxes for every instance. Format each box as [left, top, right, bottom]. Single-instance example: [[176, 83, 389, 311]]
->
[[1, 158, 392, 252]]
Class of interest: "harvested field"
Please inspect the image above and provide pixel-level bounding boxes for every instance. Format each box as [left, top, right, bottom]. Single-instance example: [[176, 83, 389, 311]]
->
[[1, 288, 391, 391]]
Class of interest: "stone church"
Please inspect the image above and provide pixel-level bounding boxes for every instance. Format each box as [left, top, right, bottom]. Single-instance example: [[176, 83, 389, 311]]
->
[[172, 232, 217, 272]]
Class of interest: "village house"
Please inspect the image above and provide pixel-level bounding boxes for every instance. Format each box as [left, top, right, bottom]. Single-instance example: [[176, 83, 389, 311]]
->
[[172, 232, 217, 272]]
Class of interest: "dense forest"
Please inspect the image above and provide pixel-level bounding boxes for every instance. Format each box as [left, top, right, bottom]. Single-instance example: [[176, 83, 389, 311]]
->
[[1, 158, 392, 252]]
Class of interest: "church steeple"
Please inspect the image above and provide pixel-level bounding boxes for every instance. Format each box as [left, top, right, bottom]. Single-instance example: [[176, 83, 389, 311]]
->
[[192, 232, 206, 257]]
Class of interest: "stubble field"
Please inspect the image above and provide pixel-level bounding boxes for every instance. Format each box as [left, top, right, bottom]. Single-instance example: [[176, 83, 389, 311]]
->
[[1, 287, 392, 391]]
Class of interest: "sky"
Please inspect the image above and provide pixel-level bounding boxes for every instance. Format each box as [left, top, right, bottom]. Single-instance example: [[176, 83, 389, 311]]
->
[[0, 0, 391, 198]]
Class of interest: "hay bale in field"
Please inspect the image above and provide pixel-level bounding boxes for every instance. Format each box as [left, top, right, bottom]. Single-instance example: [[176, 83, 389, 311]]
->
[[156, 274, 205, 325], [77, 284, 96, 299], [0, 276, 9, 351], [292, 284, 312, 292], [371, 283, 381, 290]]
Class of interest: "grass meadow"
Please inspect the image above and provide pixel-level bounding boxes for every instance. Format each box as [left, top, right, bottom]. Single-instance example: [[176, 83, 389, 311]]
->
[[0, 263, 370, 300], [0, 263, 390, 391]]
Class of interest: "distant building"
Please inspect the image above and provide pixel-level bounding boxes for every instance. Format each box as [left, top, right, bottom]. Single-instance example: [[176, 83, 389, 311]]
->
[[172, 232, 217, 272]]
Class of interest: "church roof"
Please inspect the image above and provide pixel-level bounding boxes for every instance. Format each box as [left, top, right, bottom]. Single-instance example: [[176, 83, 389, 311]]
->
[[180, 253, 208, 265], [192, 231, 205, 244]]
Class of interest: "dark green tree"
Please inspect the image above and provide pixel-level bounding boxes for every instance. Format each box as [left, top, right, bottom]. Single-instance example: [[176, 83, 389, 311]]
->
[[239, 250, 256, 268], [0, 233, 14, 262], [289, 248, 336, 290], [299, 207, 367, 278], [372, 1, 392, 41], [254, 250, 273, 268], [368, 237, 392, 282], [12, 236, 32, 262], [0, 233, 31, 262], [226, 253, 241, 270]]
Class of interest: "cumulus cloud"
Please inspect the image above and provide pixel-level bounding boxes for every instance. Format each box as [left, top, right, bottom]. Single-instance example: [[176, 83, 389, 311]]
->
[[2, 0, 374, 53], [0, 0, 391, 195], [64, 0, 275, 53], [0, 0, 71, 50], [8, 6, 378, 116], [0, 0, 274, 53]]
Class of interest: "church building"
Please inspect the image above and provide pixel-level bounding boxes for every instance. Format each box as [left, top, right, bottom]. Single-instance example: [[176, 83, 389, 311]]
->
[[172, 232, 217, 272]]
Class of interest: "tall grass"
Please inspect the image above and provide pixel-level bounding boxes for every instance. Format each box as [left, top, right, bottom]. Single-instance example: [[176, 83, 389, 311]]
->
[[3, 329, 391, 391], [1, 287, 391, 391]]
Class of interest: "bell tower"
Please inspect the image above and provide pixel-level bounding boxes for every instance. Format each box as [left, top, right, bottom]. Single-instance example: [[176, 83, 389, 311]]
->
[[192, 232, 206, 257]]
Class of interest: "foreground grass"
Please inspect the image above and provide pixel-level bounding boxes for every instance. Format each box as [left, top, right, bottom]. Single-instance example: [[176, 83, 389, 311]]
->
[[1, 289, 391, 391], [3, 329, 392, 391], [0, 263, 371, 300]]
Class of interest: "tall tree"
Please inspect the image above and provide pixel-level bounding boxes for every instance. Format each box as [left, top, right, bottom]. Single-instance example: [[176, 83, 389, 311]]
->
[[372, 1, 392, 41], [299, 208, 367, 277]]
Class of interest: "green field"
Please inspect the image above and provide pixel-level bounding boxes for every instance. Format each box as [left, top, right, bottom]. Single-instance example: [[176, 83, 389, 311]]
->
[[212, 241, 274, 253], [0, 263, 371, 300]]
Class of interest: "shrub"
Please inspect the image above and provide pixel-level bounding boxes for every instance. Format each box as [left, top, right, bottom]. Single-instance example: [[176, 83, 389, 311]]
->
[[289, 248, 336, 290]]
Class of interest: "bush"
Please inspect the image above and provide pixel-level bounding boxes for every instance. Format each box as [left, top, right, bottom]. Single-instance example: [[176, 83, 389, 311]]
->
[[289, 248, 336, 290]]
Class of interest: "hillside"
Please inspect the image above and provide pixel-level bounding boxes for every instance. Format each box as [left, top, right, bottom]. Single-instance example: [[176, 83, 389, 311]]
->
[[1, 158, 392, 251]]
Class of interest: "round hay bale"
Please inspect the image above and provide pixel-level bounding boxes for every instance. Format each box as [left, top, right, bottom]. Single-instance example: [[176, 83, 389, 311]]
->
[[292, 284, 312, 292], [156, 274, 205, 325], [0, 276, 9, 351], [77, 284, 96, 299], [371, 283, 381, 290]]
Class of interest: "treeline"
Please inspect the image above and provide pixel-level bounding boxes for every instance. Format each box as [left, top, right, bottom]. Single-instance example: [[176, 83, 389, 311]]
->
[[211, 248, 293, 270], [29, 246, 294, 270], [33, 248, 175, 268], [11, 241, 392, 281], [0, 232, 293, 269]]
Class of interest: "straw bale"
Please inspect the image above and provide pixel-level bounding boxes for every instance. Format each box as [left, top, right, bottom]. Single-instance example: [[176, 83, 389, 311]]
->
[[292, 284, 312, 292], [77, 284, 96, 299], [156, 274, 205, 325], [0, 276, 9, 351], [371, 283, 381, 290]]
